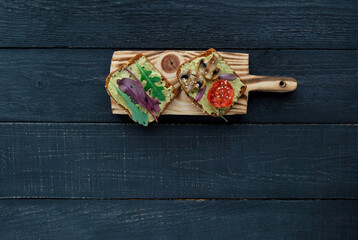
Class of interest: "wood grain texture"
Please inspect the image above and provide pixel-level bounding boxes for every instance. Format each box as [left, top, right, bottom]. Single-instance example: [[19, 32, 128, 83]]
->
[[0, 49, 357, 123], [0, 123, 357, 199], [0, 200, 357, 240], [109, 50, 297, 115], [0, 0, 357, 49]]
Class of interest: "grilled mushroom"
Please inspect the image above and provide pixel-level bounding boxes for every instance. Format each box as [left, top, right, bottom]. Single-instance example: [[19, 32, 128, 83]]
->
[[198, 59, 206, 75], [181, 69, 206, 92], [196, 72, 206, 89], [180, 70, 190, 82], [205, 55, 218, 80], [185, 75, 198, 92], [180, 70, 198, 92], [211, 68, 221, 80], [195, 61, 207, 88]]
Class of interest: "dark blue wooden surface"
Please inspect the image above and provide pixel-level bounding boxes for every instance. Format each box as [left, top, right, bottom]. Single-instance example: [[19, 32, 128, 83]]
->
[[0, 0, 357, 239], [1, 123, 357, 199], [1, 200, 357, 240], [1, 0, 357, 49]]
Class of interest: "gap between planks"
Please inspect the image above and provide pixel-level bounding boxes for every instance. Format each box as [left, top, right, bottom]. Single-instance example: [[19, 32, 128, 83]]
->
[[0, 122, 356, 126], [0, 197, 357, 201], [1, 47, 358, 50]]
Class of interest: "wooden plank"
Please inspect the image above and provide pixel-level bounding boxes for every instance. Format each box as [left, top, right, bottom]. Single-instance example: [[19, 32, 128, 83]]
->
[[0, 200, 357, 239], [0, 49, 357, 123], [0, 123, 357, 199], [0, 0, 357, 49], [109, 50, 297, 116]]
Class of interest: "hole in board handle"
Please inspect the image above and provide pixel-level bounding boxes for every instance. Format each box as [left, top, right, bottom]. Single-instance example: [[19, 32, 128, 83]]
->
[[279, 81, 286, 88]]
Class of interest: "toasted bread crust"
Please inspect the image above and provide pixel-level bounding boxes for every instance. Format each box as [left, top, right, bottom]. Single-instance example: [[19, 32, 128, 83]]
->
[[176, 48, 247, 117], [105, 53, 177, 122]]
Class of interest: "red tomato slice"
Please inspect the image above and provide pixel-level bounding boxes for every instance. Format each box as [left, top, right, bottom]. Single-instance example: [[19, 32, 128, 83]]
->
[[207, 79, 235, 108]]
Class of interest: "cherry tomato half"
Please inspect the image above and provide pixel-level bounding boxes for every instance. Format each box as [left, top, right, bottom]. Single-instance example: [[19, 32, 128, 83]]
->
[[207, 79, 235, 108]]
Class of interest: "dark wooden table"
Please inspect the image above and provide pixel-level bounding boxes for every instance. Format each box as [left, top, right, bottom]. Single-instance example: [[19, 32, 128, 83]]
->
[[1, 0, 357, 239]]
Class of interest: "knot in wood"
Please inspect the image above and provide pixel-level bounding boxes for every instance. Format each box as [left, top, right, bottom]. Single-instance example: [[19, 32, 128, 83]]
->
[[161, 54, 180, 73]]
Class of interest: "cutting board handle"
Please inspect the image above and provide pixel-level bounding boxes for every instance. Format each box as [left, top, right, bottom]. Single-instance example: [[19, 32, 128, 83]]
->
[[247, 75, 297, 92]]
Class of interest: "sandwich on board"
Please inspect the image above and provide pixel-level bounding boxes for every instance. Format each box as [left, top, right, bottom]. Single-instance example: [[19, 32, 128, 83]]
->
[[106, 54, 177, 126], [177, 48, 246, 118]]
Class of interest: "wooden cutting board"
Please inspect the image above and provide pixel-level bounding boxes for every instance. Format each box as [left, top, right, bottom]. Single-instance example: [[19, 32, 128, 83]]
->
[[109, 50, 297, 115]]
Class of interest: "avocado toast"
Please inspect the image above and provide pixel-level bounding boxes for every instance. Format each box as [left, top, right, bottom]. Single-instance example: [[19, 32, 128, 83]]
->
[[177, 48, 246, 117], [106, 54, 177, 126]]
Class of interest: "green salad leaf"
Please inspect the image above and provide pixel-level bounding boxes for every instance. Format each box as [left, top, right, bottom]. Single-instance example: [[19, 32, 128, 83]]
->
[[110, 82, 148, 126], [135, 61, 165, 101]]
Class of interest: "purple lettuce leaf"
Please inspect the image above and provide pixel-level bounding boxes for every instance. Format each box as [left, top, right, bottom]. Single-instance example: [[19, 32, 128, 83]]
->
[[117, 78, 160, 122], [124, 67, 161, 113]]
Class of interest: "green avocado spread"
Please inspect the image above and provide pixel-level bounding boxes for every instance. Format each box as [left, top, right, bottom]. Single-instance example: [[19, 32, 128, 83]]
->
[[108, 56, 175, 123], [179, 52, 245, 116]]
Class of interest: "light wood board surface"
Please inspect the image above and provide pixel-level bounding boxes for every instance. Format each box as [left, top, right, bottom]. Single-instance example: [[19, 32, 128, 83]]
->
[[109, 50, 297, 115]]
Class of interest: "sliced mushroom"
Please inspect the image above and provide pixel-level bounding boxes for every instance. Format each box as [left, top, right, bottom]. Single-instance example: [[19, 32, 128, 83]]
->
[[196, 72, 206, 89], [205, 55, 218, 80], [180, 68, 206, 92], [211, 67, 221, 80], [180, 70, 190, 82], [198, 59, 206, 75], [184, 75, 198, 92], [180, 70, 196, 92], [195, 62, 207, 89]]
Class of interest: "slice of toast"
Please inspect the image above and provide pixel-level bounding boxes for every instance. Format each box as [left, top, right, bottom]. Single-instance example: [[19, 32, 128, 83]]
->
[[177, 48, 246, 117], [106, 53, 177, 124]]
